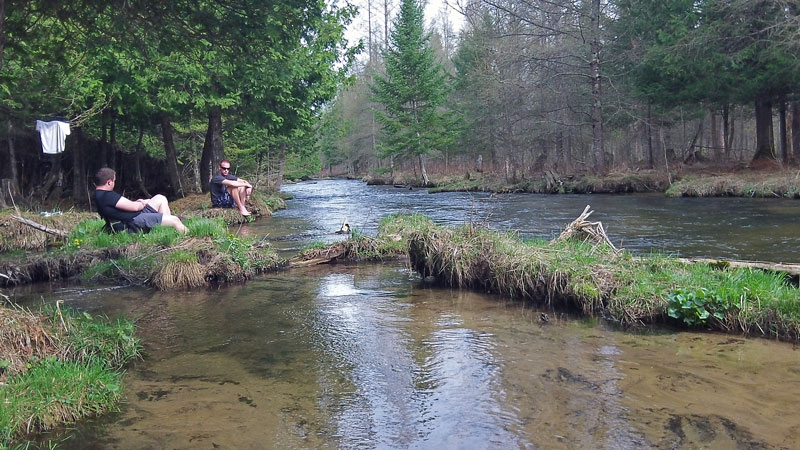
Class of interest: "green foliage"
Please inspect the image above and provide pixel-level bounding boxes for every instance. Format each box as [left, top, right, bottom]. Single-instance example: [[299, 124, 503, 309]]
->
[[667, 288, 737, 326], [370, 0, 457, 173], [216, 234, 255, 269]]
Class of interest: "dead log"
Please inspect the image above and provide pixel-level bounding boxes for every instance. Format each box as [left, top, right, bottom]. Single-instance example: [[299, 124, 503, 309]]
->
[[11, 215, 69, 238], [678, 258, 800, 278], [288, 245, 347, 268]]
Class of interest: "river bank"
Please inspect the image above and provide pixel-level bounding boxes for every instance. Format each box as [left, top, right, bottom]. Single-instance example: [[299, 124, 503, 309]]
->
[[0, 191, 288, 289], [362, 168, 800, 198]]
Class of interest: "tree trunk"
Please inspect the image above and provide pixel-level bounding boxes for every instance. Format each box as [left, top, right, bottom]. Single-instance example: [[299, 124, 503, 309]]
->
[[109, 112, 117, 172], [418, 155, 429, 185], [710, 108, 721, 161], [752, 96, 775, 161], [792, 102, 800, 162], [40, 153, 63, 203], [0, 0, 6, 73], [590, 0, 605, 174], [6, 118, 18, 194], [133, 125, 151, 198], [100, 110, 109, 168], [200, 106, 225, 192], [722, 104, 731, 159], [779, 99, 788, 165], [160, 115, 184, 198], [71, 127, 82, 202], [646, 103, 654, 169], [275, 142, 286, 190]]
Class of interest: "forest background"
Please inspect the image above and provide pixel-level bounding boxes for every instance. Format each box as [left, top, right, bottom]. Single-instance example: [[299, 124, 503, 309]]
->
[[2, 0, 800, 209]]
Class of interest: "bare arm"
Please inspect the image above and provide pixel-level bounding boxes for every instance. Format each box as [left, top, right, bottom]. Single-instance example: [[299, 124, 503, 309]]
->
[[115, 196, 146, 212], [221, 178, 252, 188]]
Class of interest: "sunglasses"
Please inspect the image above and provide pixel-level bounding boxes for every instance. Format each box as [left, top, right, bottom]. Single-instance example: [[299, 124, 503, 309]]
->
[[220, 166, 230, 170]]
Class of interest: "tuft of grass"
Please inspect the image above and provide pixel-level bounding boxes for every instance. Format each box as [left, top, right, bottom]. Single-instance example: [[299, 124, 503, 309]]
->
[[152, 250, 206, 290], [186, 218, 227, 238], [0, 358, 124, 443]]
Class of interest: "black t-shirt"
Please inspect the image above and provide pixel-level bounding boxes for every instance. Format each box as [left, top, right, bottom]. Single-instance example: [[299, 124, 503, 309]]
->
[[210, 173, 239, 203], [94, 189, 139, 222]]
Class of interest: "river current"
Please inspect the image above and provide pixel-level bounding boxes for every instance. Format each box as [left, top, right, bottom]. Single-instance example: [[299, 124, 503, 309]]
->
[[13, 179, 800, 449]]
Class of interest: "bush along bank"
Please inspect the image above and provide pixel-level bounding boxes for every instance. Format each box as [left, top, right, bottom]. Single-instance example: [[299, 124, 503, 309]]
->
[[316, 213, 799, 342], [0, 303, 141, 446], [0, 218, 286, 290]]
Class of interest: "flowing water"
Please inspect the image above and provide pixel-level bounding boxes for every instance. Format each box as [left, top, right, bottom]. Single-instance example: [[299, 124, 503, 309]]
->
[[13, 179, 800, 449]]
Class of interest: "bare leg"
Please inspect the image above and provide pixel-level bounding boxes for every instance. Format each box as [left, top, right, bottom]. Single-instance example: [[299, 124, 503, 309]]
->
[[227, 186, 251, 216], [146, 194, 172, 216], [161, 214, 188, 233]]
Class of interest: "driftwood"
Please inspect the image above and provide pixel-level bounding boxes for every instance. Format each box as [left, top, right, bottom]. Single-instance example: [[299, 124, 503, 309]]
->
[[288, 245, 347, 268], [11, 215, 69, 238], [679, 258, 800, 278], [555, 205, 618, 253]]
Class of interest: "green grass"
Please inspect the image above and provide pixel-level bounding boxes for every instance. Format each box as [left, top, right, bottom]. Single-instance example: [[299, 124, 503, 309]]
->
[[186, 218, 227, 238], [0, 306, 140, 446], [0, 358, 124, 445]]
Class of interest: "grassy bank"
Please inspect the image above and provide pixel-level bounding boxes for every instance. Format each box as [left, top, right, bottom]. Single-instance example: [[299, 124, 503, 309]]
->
[[0, 190, 287, 255], [0, 217, 286, 289], [319, 214, 800, 341], [666, 171, 800, 198], [426, 172, 670, 194], [0, 303, 141, 446], [364, 169, 800, 199]]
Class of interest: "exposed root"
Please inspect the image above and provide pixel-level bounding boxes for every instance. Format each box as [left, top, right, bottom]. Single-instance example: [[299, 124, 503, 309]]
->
[[555, 205, 618, 253]]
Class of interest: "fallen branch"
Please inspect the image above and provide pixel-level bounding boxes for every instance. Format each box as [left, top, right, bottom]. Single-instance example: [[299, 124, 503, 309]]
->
[[11, 215, 69, 238], [679, 258, 800, 278]]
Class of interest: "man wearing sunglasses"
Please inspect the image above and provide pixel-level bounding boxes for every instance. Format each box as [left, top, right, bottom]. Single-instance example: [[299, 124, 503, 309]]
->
[[210, 159, 253, 217]]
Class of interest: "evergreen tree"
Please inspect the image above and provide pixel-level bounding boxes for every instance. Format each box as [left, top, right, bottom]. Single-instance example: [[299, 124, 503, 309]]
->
[[370, 0, 454, 185]]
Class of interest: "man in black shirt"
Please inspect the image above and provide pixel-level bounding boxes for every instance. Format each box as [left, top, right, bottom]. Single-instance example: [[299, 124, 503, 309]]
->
[[210, 159, 253, 216], [93, 167, 188, 233]]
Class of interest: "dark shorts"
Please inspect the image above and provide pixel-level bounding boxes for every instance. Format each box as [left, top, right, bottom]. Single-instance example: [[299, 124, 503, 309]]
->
[[131, 205, 162, 229], [212, 191, 236, 208]]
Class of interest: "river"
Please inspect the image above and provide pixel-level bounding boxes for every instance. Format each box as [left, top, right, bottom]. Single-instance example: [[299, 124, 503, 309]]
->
[[14, 179, 800, 449]]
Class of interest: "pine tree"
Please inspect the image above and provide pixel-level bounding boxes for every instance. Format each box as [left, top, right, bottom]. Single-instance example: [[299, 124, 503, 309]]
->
[[370, 0, 453, 185]]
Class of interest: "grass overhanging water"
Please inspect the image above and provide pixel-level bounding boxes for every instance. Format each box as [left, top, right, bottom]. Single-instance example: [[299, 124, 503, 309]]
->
[[0, 304, 141, 447]]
